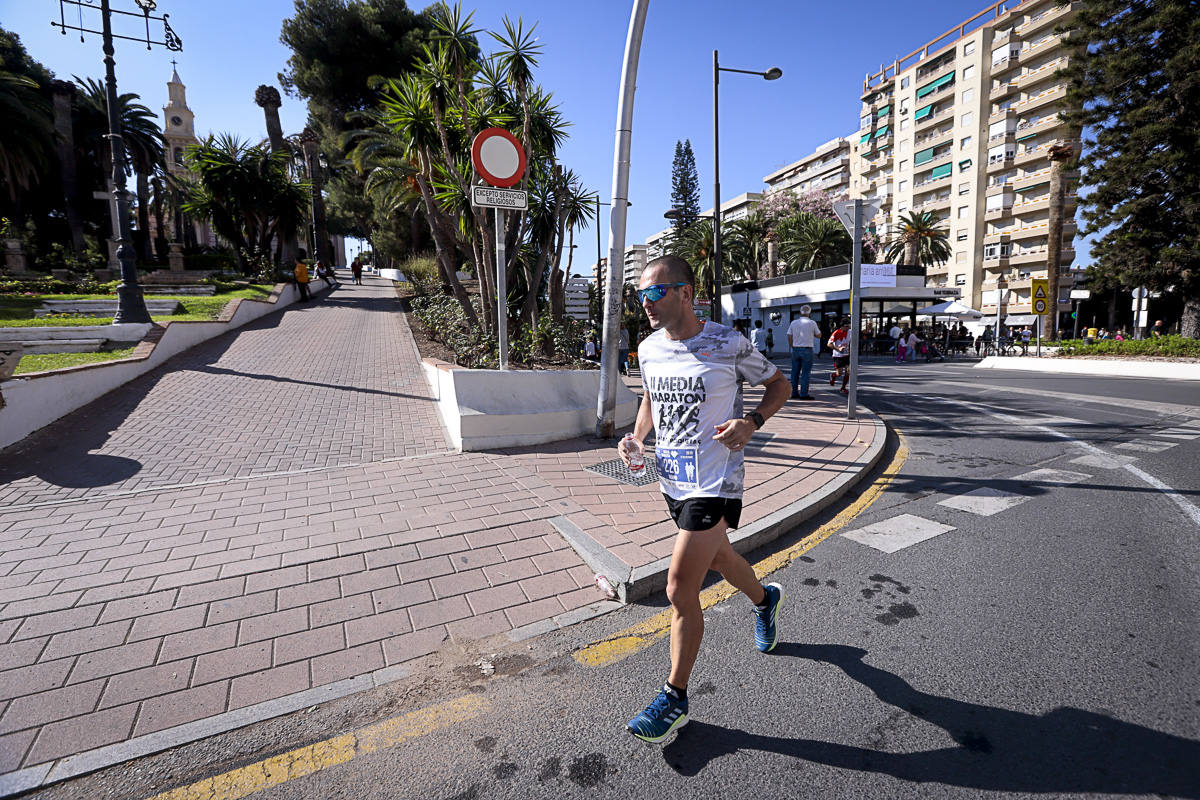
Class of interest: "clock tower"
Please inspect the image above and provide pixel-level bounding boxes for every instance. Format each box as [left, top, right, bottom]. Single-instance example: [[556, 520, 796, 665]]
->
[[163, 63, 196, 176]]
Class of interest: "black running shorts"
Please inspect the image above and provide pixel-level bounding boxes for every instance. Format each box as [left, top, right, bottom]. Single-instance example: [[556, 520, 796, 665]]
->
[[834, 356, 850, 368], [663, 494, 742, 532]]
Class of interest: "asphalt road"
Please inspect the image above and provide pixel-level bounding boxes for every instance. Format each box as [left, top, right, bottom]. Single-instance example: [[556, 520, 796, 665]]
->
[[36, 361, 1200, 800]]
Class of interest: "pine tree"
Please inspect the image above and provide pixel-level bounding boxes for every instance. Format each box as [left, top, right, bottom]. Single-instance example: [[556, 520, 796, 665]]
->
[[1061, 0, 1200, 337], [669, 138, 700, 232]]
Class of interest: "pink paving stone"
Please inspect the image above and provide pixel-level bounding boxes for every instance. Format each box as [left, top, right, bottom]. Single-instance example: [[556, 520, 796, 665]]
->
[[310, 642, 384, 686], [40, 619, 130, 661], [518, 570, 577, 602], [238, 607, 309, 645], [69, 638, 160, 684], [339, 567, 401, 598], [362, 545, 419, 571], [193, 641, 272, 685], [97, 589, 177, 623], [278, 576, 341, 611], [482, 558, 540, 586], [344, 608, 412, 648], [559, 586, 600, 611], [151, 565, 223, 593], [0, 658, 72, 702], [130, 605, 208, 641], [25, 702, 137, 765], [0, 678, 103, 734], [0, 637, 46, 671], [309, 594, 374, 628], [133, 680, 229, 737], [206, 591, 277, 625], [175, 576, 246, 608], [273, 624, 346, 666], [504, 597, 564, 629], [453, 546, 505, 571], [99, 660, 192, 709], [396, 556, 455, 584], [446, 610, 511, 643], [408, 596, 471, 630], [531, 549, 584, 574], [465, 583, 527, 616], [243, 565, 309, 595], [158, 621, 238, 663], [430, 568, 489, 599], [0, 728, 35, 772], [228, 661, 311, 710], [371, 581, 434, 614], [381, 626, 448, 665], [12, 604, 100, 641]]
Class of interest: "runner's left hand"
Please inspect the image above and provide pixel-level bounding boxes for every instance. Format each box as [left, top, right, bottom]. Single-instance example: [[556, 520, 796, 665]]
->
[[713, 419, 755, 451]]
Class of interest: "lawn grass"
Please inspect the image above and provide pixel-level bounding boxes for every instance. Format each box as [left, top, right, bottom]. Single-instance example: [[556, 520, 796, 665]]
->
[[14, 347, 136, 375], [0, 285, 274, 327]]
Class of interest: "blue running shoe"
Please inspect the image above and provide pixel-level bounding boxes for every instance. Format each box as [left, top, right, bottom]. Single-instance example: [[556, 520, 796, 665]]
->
[[754, 582, 785, 652], [626, 686, 688, 743]]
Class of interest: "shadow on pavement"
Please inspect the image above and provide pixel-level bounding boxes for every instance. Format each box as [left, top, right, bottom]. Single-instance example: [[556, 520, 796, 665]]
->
[[662, 643, 1200, 796]]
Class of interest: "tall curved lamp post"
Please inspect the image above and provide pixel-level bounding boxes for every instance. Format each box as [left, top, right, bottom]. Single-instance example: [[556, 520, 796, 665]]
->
[[712, 53, 781, 324]]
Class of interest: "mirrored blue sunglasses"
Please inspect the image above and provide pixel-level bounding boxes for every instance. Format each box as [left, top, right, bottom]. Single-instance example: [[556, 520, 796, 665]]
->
[[636, 282, 687, 304]]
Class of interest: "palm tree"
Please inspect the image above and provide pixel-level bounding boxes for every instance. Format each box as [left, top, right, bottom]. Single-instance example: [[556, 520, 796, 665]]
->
[[0, 70, 54, 205], [671, 219, 715, 299], [778, 213, 852, 272], [549, 176, 596, 321], [724, 210, 771, 281], [885, 210, 952, 268], [1045, 140, 1075, 341]]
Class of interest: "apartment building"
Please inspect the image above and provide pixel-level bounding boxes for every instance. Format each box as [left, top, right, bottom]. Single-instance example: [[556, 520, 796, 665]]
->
[[851, 0, 1080, 317], [763, 137, 852, 197]]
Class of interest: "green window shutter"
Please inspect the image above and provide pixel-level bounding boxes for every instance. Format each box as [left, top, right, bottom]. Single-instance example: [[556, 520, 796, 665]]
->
[[860, 133, 872, 144], [876, 104, 891, 118], [914, 147, 935, 165], [873, 125, 890, 138], [931, 163, 953, 179], [959, 159, 973, 170], [915, 72, 956, 98], [1016, 133, 1038, 141], [915, 104, 933, 120]]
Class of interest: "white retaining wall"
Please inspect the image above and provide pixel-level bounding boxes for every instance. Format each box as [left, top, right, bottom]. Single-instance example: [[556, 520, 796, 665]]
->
[[0, 284, 316, 450], [422, 362, 640, 451], [975, 356, 1200, 381]]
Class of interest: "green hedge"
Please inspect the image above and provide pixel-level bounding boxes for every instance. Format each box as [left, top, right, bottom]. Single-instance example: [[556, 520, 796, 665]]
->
[[1055, 335, 1200, 358]]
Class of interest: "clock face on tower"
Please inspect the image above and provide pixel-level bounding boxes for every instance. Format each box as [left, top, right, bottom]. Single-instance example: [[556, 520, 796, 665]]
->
[[171, 116, 183, 127]]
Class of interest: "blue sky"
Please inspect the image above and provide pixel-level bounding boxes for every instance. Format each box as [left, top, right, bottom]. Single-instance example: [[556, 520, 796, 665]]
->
[[5, 0, 1084, 264]]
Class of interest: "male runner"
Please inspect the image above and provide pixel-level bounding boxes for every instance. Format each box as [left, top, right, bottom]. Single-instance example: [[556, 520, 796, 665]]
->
[[828, 318, 851, 395], [618, 255, 791, 743]]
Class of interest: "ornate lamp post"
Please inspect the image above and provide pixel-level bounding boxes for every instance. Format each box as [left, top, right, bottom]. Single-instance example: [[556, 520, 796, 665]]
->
[[52, 0, 182, 324], [712, 52, 781, 324]]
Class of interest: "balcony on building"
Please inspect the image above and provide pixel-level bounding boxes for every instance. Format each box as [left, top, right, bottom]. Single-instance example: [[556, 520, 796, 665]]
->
[[1010, 220, 1077, 242], [1019, 32, 1071, 65], [915, 104, 953, 131], [985, 199, 1013, 221], [990, 46, 1022, 77], [1014, 55, 1071, 91], [1011, 166, 1052, 191], [986, 151, 1016, 173], [1012, 192, 1076, 216], [1015, 111, 1067, 139], [989, 79, 1017, 103], [914, 161, 954, 192], [988, 103, 1018, 124], [913, 190, 951, 215], [1016, 84, 1069, 115], [915, 125, 954, 151], [1015, 1, 1078, 38]]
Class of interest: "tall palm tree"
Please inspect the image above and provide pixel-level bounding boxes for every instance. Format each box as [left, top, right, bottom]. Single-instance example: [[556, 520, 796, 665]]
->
[[778, 214, 852, 273], [549, 175, 596, 321], [724, 210, 771, 281], [0, 70, 54, 205], [1045, 140, 1075, 340], [671, 219, 715, 300], [885, 210, 952, 268]]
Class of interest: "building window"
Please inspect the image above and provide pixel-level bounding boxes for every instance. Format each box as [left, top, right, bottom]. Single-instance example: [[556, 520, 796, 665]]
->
[[956, 250, 967, 263], [901, 76, 910, 89], [955, 274, 967, 286], [898, 203, 908, 213], [958, 205, 969, 219], [899, 118, 910, 131], [899, 140, 910, 155], [959, 182, 970, 195], [962, 88, 974, 104], [861, 114, 871, 130], [963, 65, 976, 80], [959, 159, 974, 171], [963, 41, 976, 56], [960, 112, 974, 128], [173, 147, 183, 165], [898, 180, 908, 192], [898, 159, 908, 172], [899, 101, 909, 115], [957, 230, 968, 241], [961, 136, 973, 150]]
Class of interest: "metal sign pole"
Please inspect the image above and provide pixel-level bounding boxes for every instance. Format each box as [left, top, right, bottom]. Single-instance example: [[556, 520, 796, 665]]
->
[[496, 207, 508, 370], [1037, 313, 1042, 357], [847, 198, 862, 421]]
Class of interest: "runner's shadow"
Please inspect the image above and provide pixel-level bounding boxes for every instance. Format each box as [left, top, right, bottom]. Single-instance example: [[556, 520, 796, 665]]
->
[[663, 643, 1200, 796]]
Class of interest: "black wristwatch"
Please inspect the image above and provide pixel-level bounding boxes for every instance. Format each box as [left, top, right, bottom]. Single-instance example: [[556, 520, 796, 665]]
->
[[744, 411, 764, 430]]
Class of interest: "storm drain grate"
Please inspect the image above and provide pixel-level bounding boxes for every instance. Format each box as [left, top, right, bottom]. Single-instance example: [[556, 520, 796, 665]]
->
[[584, 458, 660, 487]]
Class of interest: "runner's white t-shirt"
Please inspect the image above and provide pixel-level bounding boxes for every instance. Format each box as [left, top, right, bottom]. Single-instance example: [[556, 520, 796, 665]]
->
[[638, 321, 779, 500]]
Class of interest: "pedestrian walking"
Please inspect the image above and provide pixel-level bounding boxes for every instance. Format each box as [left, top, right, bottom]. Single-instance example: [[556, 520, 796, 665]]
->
[[619, 327, 631, 376], [889, 322, 904, 361], [786, 305, 820, 400], [619, 255, 790, 744], [351, 257, 364, 285], [905, 328, 922, 363], [750, 319, 768, 358], [293, 258, 311, 302], [828, 318, 851, 395]]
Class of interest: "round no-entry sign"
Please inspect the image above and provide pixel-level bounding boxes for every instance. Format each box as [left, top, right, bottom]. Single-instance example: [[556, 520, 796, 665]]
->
[[471, 128, 526, 188]]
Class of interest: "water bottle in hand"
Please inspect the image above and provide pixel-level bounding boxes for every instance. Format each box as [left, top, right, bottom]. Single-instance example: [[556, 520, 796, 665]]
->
[[621, 433, 645, 473]]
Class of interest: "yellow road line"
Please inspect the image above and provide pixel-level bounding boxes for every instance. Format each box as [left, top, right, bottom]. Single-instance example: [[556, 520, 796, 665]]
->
[[147, 694, 488, 800], [574, 430, 909, 668]]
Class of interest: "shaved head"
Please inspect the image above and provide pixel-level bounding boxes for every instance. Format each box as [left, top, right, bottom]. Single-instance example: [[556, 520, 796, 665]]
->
[[643, 255, 694, 289]]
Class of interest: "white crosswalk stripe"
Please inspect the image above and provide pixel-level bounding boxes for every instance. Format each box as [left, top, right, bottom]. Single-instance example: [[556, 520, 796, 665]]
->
[[1012, 468, 1092, 485], [938, 487, 1030, 516], [1114, 440, 1177, 453], [841, 514, 955, 554], [1151, 430, 1200, 440], [1070, 453, 1138, 469]]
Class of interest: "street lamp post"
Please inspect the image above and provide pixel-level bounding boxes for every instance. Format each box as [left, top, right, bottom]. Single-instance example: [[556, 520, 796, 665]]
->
[[52, 0, 182, 325], [712, 51, 781, 325]]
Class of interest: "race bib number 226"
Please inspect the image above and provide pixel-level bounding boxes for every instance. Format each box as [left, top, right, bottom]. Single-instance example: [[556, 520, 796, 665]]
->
[[656, 446, 698, 488]]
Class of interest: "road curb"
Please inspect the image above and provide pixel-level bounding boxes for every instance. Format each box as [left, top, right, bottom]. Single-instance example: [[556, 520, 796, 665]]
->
[[551, 408, 888, 604]]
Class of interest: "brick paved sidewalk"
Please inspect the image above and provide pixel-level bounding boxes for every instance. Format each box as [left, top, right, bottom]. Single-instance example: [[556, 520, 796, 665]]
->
[[0, 278, 883, 794]]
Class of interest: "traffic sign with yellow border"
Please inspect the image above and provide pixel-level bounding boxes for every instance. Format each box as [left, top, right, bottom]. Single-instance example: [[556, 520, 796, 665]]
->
[[1031, 278, 1049, 315]]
